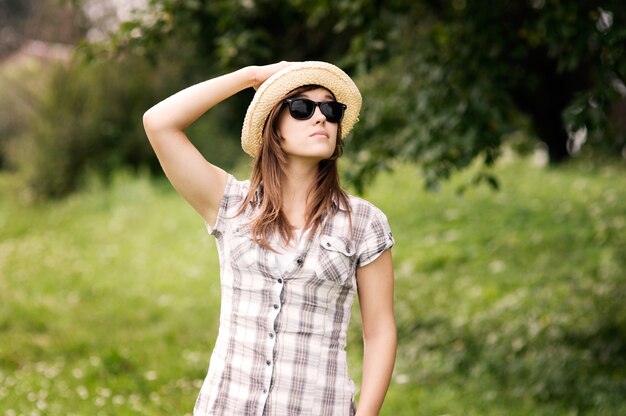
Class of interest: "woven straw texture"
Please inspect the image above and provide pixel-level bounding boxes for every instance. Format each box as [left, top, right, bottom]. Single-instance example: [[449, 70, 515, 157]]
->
[[241, 61, 362, 157]]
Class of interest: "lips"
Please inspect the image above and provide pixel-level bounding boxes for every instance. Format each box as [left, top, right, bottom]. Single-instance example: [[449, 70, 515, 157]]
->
[[310, 130, 329, 138]]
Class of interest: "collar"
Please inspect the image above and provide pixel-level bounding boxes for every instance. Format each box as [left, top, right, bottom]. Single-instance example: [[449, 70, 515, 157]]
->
[[332, 194, 350, 212]]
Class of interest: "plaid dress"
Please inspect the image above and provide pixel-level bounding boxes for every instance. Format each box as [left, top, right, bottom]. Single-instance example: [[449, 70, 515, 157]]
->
[[194, 175, 394, 416]]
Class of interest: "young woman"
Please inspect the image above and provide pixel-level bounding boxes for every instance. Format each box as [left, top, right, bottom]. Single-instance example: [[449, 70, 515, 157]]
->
[[143, 61, 396, 416]]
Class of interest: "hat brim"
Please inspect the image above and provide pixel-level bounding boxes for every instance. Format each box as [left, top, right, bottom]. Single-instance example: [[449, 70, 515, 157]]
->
[[241, 61, 362, 157]]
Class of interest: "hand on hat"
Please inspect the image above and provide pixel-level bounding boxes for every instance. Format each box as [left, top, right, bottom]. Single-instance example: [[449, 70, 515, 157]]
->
[[251, 61, 294, 90]]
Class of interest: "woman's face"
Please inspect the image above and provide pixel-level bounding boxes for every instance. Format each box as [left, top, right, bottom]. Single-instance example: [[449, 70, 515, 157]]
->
[[276, 87, 339, 162]]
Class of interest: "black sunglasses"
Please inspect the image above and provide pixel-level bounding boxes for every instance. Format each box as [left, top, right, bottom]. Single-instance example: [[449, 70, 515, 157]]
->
[[283, 98, 347, 123]]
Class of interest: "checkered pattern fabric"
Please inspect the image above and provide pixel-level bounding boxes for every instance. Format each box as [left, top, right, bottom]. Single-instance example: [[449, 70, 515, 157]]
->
[[194, 175, 394, 416]]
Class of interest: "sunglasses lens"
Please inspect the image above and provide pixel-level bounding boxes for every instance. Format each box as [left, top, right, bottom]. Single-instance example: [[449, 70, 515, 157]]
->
[[288, 99, 315, 120], [285, 99, 346, 123], [320, 102, 345, 123]]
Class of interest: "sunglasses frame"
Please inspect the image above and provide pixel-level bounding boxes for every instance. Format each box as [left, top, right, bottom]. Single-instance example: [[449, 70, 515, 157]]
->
[[283, 98, 347, 123]]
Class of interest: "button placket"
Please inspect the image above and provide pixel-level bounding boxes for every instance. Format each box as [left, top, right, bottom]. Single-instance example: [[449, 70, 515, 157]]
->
[[262, 275, 283, 401]]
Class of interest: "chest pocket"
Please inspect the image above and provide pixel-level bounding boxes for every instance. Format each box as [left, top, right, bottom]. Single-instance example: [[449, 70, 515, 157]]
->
[[229, 223, 258, 270], [317, 235, 356, 286]]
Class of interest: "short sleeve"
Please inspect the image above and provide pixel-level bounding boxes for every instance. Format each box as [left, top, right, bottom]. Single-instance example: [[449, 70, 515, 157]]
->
[[205, 174, 250, 236], [356, 207, 394, 268]]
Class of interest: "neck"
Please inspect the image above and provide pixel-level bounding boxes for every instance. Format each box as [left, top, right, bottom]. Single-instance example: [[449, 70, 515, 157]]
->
[[280, 159, 319, 228]]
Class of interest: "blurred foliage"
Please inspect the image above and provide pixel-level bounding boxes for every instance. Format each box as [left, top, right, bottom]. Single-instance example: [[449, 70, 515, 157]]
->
[[87, 0, 626, 192], [3, 55, 159, 199], [0, 58, 47, 170], [1, 44, 240, 200], [1, 158, 625, 414], [378, 160, 626, 413], [424, 0, 626, 162], [2, 0, 625, 198], [0, 0, 86, 58]]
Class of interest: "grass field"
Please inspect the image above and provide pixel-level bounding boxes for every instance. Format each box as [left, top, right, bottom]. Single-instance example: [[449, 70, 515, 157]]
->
[[1, 156, 625, 415]]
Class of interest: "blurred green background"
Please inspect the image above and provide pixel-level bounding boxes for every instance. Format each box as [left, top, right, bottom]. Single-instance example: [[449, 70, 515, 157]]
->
[[1, 0, 625, 415]]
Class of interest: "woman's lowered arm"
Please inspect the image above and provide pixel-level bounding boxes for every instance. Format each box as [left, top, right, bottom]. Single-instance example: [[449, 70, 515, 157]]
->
[[355, 249, 396, 416]]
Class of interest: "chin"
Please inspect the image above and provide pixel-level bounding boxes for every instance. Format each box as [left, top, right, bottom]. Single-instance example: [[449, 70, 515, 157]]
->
[[285, 147, 335, 161], [304, 154, 333, 162]]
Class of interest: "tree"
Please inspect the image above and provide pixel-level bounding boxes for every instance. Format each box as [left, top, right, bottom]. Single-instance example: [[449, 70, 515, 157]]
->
[[88, 0, 626, 189], [406, 1, 626, 163], [342, 0, 626, 189]]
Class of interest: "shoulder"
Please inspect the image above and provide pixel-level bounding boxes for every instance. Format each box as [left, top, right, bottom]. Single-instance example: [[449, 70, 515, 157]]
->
[[342, 194, 392, 240], [225, 174, 250, 191], [220, 174, 253, 211], [346, 194, 388, 222], [344, 194, 394, 266], [223, 174, 252, 196]]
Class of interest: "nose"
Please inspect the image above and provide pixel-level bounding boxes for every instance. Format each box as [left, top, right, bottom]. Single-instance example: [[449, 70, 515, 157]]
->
[[312, 106, 327, 124]]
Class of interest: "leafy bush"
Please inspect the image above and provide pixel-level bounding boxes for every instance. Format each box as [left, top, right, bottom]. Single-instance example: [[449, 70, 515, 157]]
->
[[6, 56, 156, 198], [3, 50, 242, 200], [0, 57, 49, 170]]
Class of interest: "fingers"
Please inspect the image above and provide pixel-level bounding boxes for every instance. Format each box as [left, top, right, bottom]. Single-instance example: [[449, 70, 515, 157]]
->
[[253, 61, 296, 90]]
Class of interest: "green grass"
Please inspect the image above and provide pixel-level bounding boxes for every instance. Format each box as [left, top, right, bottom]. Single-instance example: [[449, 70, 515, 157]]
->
[[1, 157, 625, 415]]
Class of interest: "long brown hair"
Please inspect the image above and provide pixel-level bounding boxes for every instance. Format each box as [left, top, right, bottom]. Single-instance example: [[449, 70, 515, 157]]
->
[[238, 85, 351, 249]]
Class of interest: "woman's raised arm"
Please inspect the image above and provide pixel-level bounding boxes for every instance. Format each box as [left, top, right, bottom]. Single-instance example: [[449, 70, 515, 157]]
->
[[142, 62, 292, 224]]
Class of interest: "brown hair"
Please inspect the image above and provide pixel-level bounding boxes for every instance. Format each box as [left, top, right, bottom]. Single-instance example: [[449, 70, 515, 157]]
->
[[238, 85, 351, 250]]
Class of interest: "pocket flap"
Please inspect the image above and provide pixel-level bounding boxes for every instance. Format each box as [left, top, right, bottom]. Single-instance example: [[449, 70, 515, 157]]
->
[[320, 235, 354, 257]]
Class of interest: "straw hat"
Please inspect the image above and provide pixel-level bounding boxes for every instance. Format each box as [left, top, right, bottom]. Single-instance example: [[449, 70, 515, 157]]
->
[[241, 61, 362, 157]]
